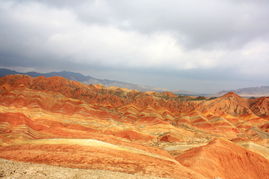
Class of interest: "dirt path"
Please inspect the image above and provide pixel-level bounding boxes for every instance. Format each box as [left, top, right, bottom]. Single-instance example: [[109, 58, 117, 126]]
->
[[0, 158, 168, 179]]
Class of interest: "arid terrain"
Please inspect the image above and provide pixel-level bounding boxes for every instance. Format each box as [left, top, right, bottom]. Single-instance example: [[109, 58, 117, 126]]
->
[[0, 158, 165, 179], [0, 75, 268, 179]]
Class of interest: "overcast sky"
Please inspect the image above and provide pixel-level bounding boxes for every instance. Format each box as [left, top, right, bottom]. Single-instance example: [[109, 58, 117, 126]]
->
[[0, 0, 269, 93]]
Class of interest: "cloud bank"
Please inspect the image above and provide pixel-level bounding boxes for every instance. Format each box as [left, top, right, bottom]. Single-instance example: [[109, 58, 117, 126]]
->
[[0, 0, 268, 92]]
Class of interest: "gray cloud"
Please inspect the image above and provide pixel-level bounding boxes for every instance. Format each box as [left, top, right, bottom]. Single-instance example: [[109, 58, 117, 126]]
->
[[50, 0, 269, 48], [0, 0, 268, 92]]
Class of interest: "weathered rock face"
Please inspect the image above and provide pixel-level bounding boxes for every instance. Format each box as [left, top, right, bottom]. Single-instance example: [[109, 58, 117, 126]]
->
[[0, 75, 268, 178], [250, 97, 269, 117]]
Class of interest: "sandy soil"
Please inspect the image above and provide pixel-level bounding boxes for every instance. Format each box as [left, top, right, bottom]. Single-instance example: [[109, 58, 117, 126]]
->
[[0, 158, 168, 179]]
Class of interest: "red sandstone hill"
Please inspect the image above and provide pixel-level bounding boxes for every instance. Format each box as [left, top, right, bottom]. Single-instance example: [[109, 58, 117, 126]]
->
[[0, 75, 268, 178], [199, 92, 252, 116], [176, 138, 269, 179]]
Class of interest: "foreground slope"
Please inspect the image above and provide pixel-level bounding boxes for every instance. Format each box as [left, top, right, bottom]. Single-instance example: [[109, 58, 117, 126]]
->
[[0, 75, 268, 178], [176, 139, 269, 179]]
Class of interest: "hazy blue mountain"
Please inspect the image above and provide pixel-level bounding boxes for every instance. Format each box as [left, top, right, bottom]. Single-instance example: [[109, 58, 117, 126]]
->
[[216, 86, 269, 97], [0, 69, 20, 76]]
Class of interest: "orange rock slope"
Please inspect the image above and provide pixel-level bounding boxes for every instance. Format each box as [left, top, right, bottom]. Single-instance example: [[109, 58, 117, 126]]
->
[[176, 138, 269, 179], [0, 75, 268, 178]]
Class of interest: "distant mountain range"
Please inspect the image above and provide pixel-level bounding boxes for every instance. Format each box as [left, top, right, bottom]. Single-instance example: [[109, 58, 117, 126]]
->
[[0, 68, 204, 95], [0, 68, 155, 91], [216, 86, 269, 97], [6, 68, 267, 97]]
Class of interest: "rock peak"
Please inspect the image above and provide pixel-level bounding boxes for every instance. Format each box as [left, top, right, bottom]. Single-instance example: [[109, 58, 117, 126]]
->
[[222, 91, 241, 98]]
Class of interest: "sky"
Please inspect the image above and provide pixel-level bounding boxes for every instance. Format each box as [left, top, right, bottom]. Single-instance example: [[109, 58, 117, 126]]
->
[[0, 0, 269, 93]]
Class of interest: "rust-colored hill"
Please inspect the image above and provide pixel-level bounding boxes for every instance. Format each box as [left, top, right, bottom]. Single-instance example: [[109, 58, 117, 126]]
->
[[176, 138, 269, 179], [199, 92, 252, 116], [0, 75, 268, 178]]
